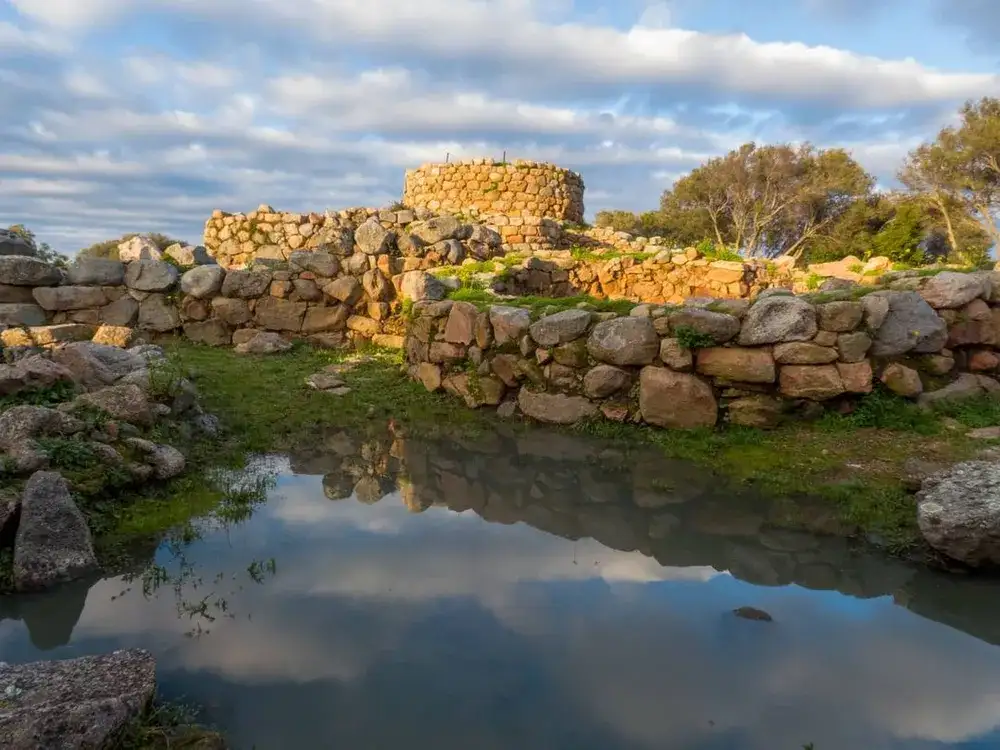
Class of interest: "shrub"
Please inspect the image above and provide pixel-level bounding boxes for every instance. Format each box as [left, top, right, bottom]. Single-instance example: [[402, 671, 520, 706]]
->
[[78, 231, 186, 261], [674, 325, 716, 350]]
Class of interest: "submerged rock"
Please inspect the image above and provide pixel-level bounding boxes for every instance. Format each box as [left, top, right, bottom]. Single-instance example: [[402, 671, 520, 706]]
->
[[13, 471, 98, 591], [0, 649, 156, 749]]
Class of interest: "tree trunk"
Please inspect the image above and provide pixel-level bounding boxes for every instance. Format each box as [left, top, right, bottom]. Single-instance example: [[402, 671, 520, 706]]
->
[[936, 196, 959, 256]]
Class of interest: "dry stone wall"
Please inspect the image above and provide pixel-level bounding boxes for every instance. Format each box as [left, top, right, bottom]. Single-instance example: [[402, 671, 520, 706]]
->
[[404, 270, 1000, 430], [403, 159, 585, 224]]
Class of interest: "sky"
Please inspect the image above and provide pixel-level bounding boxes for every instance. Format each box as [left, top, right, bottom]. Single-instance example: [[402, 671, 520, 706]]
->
[[1, 0, 999, 256]]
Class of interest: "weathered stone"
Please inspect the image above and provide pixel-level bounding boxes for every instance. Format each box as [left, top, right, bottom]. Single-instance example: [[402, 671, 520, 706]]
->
[[33, 286, 108, 311], [836, 360, 873, 394], [659, 338, 693, 371], [164, 243, 212, 266], [78, 383, 153, 425], [347, 315, 380, 337], [210, 297, 252, 326], [918, 373, 1000, 407], [302, 304, 350, 333], [0, 284, 36, 303], [66, 258, 124, 286], [124, 260, 179, 292], [918, 461, 1000, 566], [124, 438, 186, 479], [444, 301, 479, 345], [362, 269, 394, 301], [13, 471, 98, 591], [970, 349, 1000, 372], [254, 296, 306, 331], [117, 235, 163, 262], [529, 309, 591, 347], [0, 256, 62, 286], [399, 271, 446, 302], [0, 357, 75, 398], [696, 347, 775, 383], [100, 296, 139, 326], [91, 324, 134, 347], [0, 228, 35, 257], [728, 395, 784, 428], [180, 265, 225, 298], [738, 296, 817, 345], [289, 251, 339, 277], [667, 308, 740, 343], [0, 303, 46, 326], [517, 388, 597, 424], [490, 306, 532, 347], [12, 324, 95, 346], [778, 365, 844, 400], [860, 294, 890, 331], [878, 362, 923, 398], [587, 317, 659, 366], [324, 276, 364, 305], [417, 362, 442, 391], [183, 319, 231, 346], [836, 331, 872, 363], [868, 291, 948, 356], [292, 278, 322, 302], [355, 217, 394, 255], [443, 373, 505, 407], [407, 216, 462, 245], [137, 294, 180, 331], [583, 365, 630, 398], [816, 301, 864, 332], [429, 341, 466, 363], [920, 271, 989, 309], [773, 342, 838, 365], [221, 269, 271, 298], [639, 366, 717, 428], [234, 331, 292, 355]]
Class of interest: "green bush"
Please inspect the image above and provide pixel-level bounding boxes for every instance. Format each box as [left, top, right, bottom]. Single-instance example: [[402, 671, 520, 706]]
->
[[78, 231, 186, 261], [674, 325, 716, 350]]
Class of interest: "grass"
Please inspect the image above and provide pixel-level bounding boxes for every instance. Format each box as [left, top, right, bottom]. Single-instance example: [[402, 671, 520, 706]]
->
[[447, 287, 636, 318], [0, 381, 79, 410], [118, 697, 227, 749], [674, 325, 716, 350], [429, 254, 525, 286], [569, 246, 655, 263]]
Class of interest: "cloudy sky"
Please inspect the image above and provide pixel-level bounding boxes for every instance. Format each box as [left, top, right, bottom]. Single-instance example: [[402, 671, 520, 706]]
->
[[1, 0, 999, 256]]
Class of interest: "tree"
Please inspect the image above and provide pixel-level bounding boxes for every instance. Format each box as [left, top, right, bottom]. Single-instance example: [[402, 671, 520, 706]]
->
[[6, 224, 68, 268], [902, 97, 1000, 255], [659, 142, 873, 258]]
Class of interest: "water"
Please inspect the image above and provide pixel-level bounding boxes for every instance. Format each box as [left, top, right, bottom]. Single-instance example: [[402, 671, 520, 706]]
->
[[4, 425, 1000, 749]]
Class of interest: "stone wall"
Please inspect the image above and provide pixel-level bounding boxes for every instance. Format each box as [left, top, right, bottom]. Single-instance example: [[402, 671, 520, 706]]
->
[[403, 159, 585, 224], [404, 271, 1000, 429]]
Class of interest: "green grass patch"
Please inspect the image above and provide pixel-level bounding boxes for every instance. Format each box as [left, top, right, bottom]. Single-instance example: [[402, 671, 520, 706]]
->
[[447, 287, 636, 318], [0, 381, 79, 410], [118, 697, 228, 749], [674, 325, 716, 350], [429, 254, 525, 286]]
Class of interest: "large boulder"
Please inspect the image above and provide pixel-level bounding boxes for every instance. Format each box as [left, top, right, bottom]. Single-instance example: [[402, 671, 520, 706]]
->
[[13, 471, 98, 591], [124, 260, 179, 292], [695, 347, 775, 383], [587, 317, 659, 366], [778, 365, 845, 400], [868, 291, 948, 356], [0, 356, 75, 397], [0, 256, 62, 286], [124, 438, 186, 479], [583, 365, 630, 398], [289, 251, 339, 278], [529, 309, 592, 347], [117, 235, 162, 262], [180, 264, 225, 298], [254, 297, 306, 332], [639, 366, 717, 428], [489, 306, 531, 347], [324, 276, 364, 305], [517, 388, 597, 424], [354, 217, 394, 255], [77, 383, 153, 425], [32, 286, 108, 311], [0, 649, 156, 748], [667, 308, 740, 343], [919, 271, 989, 309], [65, 258, 124, 286], [399, 271, 446, 302], [0, 302, 46, 326], [406, 216, 462, 245], [917, 373, 1000, 407], [918, 461, 1000, 567], [137, 294, 180, 331], [738, 296, 817, 345], [234, 331, 292, 354], [0, 228, 36, 256], [221, 269, 271, 298]]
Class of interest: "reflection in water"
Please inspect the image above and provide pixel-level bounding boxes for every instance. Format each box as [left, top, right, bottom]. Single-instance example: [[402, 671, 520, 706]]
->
[[3, 425, 1000, 749]]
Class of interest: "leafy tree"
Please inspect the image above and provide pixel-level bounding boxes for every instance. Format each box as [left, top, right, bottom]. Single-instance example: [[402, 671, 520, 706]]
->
[[6, 224, 68, 268], [659, 142, 873, 258], [594, 210, 642, 233], [870, 200, 927, 266]]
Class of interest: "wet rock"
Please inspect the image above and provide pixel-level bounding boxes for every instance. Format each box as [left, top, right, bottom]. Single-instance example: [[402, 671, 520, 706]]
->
[[0, 649, 156, 749], [517, 388, 597, 424], [733, 606, 773, 622], [587, 317, 659, 366], [13, 471, 98, 591], [639, 366, 717, 428], [180, 265, 226, 298], [868, 291, 948, 356], [738, 295, 817, 345], [918, 461, 1000, 567], [881, 363, 923, 398], [696, 347, 775, 383], [124, 438, 186, 480], [0, 256, 62, 286], [65, 258, 124, 286], [234, 331, 292, 355], [529, 309, 591, 347], [920, 271, 989, 309]]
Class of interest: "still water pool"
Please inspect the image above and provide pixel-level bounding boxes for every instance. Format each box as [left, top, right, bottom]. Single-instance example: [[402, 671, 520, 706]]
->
[[3, 425, 1000, 749]]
